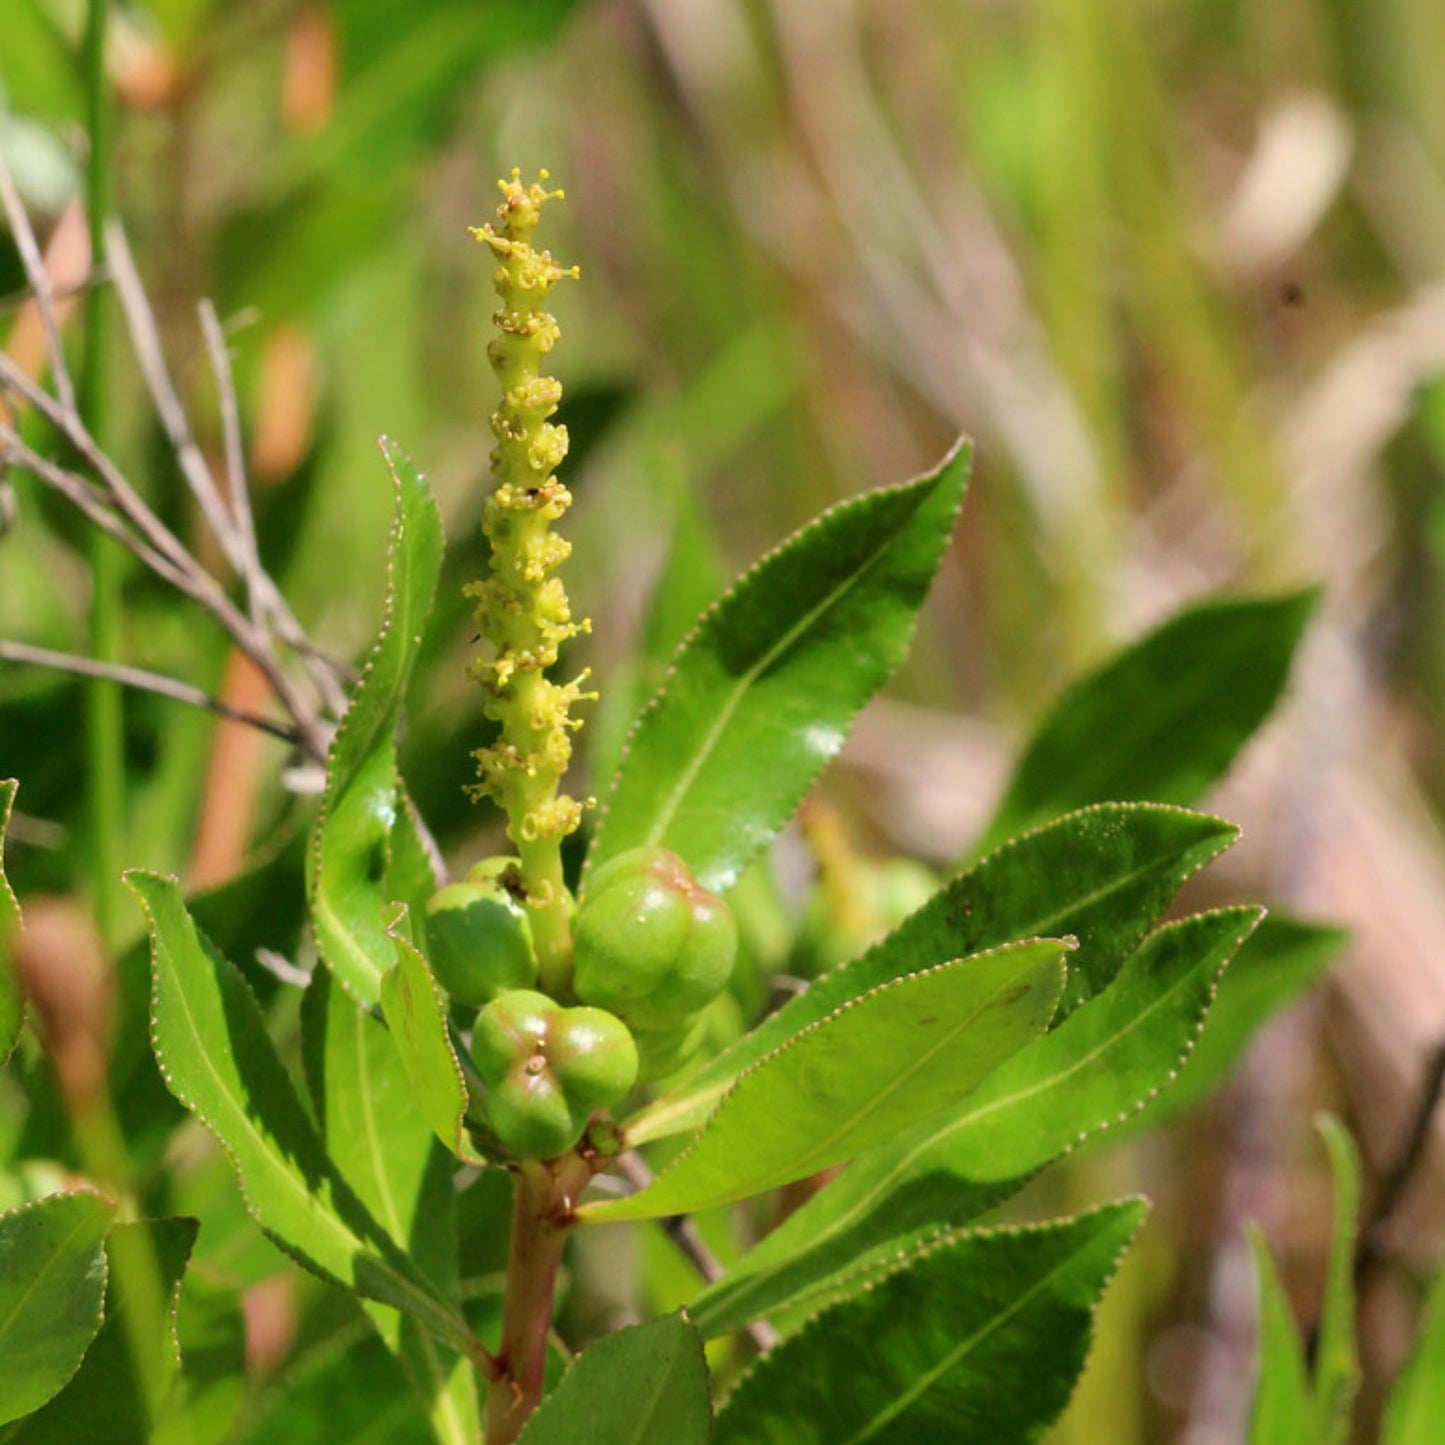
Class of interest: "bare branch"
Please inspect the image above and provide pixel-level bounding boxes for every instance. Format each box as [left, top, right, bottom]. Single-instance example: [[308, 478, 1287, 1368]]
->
[[0, 155, 77, 414], [0, 638, 303, 745]]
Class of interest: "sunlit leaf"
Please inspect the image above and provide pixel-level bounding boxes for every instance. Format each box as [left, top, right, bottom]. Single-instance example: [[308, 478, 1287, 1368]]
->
[[309, 438, 443, 1007], [127, 871, 473, 1353], [0, 779, 23, 1064], [1313, 1116, 1362, 1442], [690, 908, 1258, 1337], [588, 443, 970, 894], [583, 939, 1065, 1222], [714, 1199, 1147, 1445], [629, 803, 1236, 1145], [1383, 1260, 1445, 1444], [1248, 1228, 1313, 1445]]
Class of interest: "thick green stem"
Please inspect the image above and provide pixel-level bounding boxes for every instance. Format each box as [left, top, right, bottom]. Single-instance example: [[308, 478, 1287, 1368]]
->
[[80, 0, 124, 944], [485, 1156, 590, 1444]]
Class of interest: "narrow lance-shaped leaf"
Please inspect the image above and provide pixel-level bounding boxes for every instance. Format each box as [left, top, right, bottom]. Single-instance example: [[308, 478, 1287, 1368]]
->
[[588, 441, 970, 894], [979, 589, 1317, 849], [0, 1191, 115, 1426], [309, 438, 444, 1006], [301, 967, 479, 1445], [126, 871, 474, 1354], [628, 802, 1237, 1145], [517, 1314, 712, 1445], [690, 907, 1260, 1337], [1382, 1256, 1445, 1444], [1313, 1115, 1362, 1443], [1248, 1228, 1314, 1445], [714, 1199, 1148, 1445], [8, 1217, 198, 1444], [1, 779, 24, 1063], [379, 907, 485, 1166], [583, 939, 1066, 1223]]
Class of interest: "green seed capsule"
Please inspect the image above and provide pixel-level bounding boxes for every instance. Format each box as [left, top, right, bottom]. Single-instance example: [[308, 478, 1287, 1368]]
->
[[573, 847, 738, 1031], [471, 990, 638, 1159], [424, 862, 536, 1008]]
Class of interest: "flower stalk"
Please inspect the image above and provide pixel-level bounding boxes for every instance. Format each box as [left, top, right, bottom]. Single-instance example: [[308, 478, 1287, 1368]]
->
[[468, 171, 590, 996]]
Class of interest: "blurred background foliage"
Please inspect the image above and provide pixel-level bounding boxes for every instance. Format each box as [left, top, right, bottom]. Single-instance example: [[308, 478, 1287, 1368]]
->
[[3, 1, 1445, 1440]]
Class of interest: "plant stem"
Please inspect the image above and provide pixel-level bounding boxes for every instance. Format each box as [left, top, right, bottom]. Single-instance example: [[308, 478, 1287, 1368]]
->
[[486, 1156, 590, 1444], [80, 0, 124, 944]]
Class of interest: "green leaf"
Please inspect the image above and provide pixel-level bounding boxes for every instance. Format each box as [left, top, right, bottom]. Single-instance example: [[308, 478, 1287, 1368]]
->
[[233, 1319, 433, 1445], [1313, 1116, 1361, 1443], [1382, 1261, 1445, 1444], [378, 908, 483, 1165], [583, 939, 1066, 1223], [125, 870, 474, 1353], [1248, 1228, 1313, 1445], [301, 966, 480, 1445], [714, 1199, 1147, 1445], [1111, 915, 1341, 1134], [517, 1313, 712, 1445], [0, 1191, 115, 1426], [587, 443, 970, 894], [8, 1218, 198, 1443], [628, 802, 1237, 1145], [689, 907, 1260, 1337], [0, 780, 23, 1064], [980, 590, 1317, 849], [309, 438, 444, 1007]]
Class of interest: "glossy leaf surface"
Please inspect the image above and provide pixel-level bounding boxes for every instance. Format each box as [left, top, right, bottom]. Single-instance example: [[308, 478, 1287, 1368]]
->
[[584, 939, 1066, 1222], [714, 1200, 1146, 1445], [9, 1218, 197, 1443], [0, 779, 23, 1063], [980, 589, 1316, 848], [127, 871, 472, 1351], [588, 443, 970, 894], [629, 803, 1236, 1145], [690, 907, 1258, 1336], [0, 1191, 114, 1425], [517, 1314, 712, 1445], [309, 438, 443, 1006]]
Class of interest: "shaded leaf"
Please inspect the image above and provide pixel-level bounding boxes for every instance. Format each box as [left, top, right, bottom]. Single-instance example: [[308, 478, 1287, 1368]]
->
[[9, 1218, 198, 1443], [232, 1319, 432, 1445], [588, 442, 970, 894], [629, 803, 1237, 1145], [0, 779, 23, 1064], [981, 590, 1317, 849], [126, 871, 473, 1352], [517, 1313, 712, 1445], [301, 966, 480, 1445], [714, 1199, 1147, 1445], [309, 438, 444, 1007], [690, 908, 1259, 1337], [379, 907, 483, 1164], [584, 939, 1066, 1223], [0, 1191, 114, 1426]]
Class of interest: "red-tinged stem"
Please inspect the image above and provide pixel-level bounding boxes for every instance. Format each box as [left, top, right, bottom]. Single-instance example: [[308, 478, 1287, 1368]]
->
[[485, 1154, 593, 1444]]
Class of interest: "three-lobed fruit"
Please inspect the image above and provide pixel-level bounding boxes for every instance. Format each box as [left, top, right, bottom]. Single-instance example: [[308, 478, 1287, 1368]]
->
[[424, 858, 536, 1008], [471, 989, 638, 1158], [572, 847, 738, 1032]]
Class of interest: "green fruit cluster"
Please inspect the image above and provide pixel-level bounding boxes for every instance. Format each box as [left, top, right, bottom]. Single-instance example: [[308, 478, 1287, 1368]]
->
[[471, 990, 638, 1159], [573, 847, 738, 1079]]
